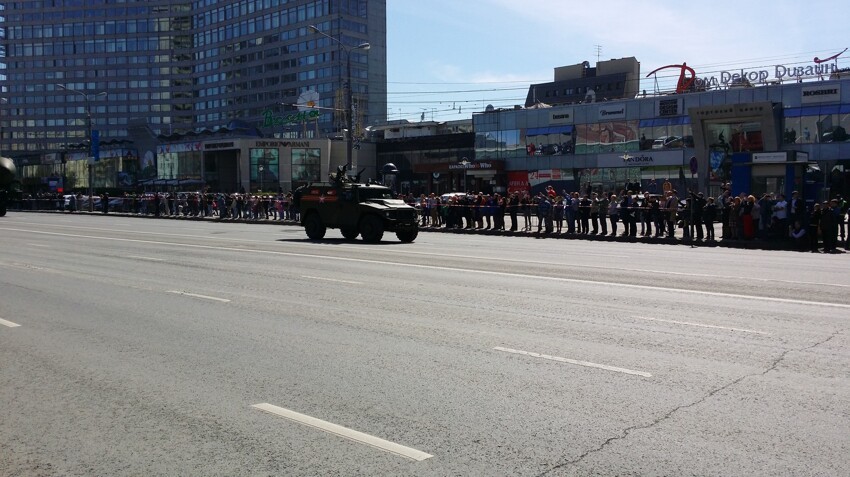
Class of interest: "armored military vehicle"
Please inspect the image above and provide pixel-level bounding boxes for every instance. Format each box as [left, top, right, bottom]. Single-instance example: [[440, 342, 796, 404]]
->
[[298, 166, 418, 243], [0, 157, 16, 217]]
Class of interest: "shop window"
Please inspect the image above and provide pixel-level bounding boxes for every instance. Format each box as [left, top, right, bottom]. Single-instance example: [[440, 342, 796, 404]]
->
[[783, 116, 801, 144], [730, 122, 763, 152], [250, 148, 280, 190], [651, 125, 668, 147], [291, 148, 320, 184], [799, 115, 818, 144], [838, 111, 850, 143], [819, 111, 847, 143]]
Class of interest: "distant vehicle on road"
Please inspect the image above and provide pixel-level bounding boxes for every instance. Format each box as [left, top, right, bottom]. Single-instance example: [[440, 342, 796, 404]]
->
[[298, 167, 419, 243], [440, 192, 468, 203]]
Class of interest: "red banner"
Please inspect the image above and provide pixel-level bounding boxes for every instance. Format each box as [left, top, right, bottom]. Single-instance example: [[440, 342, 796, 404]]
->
[[507, 171, 530, 195]]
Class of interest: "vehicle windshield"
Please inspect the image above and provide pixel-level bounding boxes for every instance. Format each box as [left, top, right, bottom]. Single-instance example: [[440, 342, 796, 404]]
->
[[358, 188, 394, 201]]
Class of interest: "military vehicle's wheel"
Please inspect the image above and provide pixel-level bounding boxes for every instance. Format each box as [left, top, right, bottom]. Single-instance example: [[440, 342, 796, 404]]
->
[[341, 227, 359, 241], [304, 213, 326, 240], [359, 215, 384, 243], [396, 228, 418, 243], [0, 205, 6, 217]]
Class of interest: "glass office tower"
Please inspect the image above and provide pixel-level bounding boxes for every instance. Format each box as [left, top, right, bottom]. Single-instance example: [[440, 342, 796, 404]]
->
[[0, 0, 387, 157]]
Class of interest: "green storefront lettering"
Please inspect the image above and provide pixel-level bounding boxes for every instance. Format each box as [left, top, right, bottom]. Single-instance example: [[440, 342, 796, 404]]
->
[[260, 109, 321, 128]]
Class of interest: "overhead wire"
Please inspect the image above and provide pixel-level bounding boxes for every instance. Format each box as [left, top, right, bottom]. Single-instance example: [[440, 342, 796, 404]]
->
[[385, 48, 847, 122]]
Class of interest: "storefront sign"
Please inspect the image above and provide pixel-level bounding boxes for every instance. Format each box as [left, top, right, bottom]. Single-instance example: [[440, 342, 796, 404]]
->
[[549, 108, 575, 125], [448, 161, 497, 171], [260, 109, 321, 128], [800, 85, 841, 104], [253, 140, 313, 148], [752, 152, 788, 163], [204, 142, 235, 150], [598, 104, 626, 120], [157, 142, 202, 154], [652, 51, 844, 89], [597, 150, 684, 168], [695, 62, 839, 88]]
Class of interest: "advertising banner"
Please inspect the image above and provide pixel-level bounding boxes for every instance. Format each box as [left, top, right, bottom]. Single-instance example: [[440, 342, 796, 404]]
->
[[507, 171, 530, 194], [597, 150, 685, 168]]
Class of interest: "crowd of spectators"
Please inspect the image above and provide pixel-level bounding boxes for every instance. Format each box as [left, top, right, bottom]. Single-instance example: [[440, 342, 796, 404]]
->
[[14, 191, 301, 222], [401, 185, 849, 253], [11, 187, 850, 252]]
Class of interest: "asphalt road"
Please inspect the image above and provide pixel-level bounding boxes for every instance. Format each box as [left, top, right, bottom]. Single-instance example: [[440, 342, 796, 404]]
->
[[1, 212, 848, 476]]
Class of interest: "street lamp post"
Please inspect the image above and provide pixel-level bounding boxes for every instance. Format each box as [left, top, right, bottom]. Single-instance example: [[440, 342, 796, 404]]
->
[[308, 25, 370, 172], [258, 165, 264, 192], [57, 84, 106, 211], [460, 157, 471, 193]]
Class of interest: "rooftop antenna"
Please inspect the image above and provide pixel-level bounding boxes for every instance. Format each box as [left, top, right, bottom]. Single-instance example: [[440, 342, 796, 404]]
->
[[594, 44, 602, 63]]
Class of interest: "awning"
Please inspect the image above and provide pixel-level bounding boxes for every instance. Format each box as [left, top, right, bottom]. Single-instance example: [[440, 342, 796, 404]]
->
[[526, 125, 574, 136]]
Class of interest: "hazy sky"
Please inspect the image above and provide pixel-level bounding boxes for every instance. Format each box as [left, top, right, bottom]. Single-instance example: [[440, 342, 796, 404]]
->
[[385, 0, 848, 123]]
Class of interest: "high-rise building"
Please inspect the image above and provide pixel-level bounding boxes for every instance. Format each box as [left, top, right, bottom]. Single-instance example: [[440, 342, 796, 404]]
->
[[0, 0, 387, 158]]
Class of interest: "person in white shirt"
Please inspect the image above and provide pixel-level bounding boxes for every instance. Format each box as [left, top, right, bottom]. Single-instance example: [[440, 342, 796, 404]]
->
[[773, 194, 788, 236]]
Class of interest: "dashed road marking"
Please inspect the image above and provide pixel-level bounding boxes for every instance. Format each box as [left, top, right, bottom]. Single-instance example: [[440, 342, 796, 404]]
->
[[127, 255, 165, 262], [494, 346, 652, 378], [301, 275, 362, 285], [166, 291, 230, 303], [0, 318, 21, 328], [633, 316, 769, 335], [251, 403, 433, 461]]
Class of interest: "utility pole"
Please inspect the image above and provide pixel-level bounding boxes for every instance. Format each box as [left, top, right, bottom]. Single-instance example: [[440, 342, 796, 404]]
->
[[308, 25, 370, 172]]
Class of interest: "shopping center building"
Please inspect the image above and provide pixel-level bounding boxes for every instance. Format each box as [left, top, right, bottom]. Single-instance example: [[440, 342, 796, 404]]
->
[[472, 59, 850, 202]]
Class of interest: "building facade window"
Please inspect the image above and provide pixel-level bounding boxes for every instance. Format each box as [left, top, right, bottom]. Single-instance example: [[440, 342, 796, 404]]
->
[[291, 147, 321, 185]]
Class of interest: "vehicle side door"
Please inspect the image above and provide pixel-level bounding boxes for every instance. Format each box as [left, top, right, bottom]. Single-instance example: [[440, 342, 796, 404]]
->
[[336, 188, 359, 228]]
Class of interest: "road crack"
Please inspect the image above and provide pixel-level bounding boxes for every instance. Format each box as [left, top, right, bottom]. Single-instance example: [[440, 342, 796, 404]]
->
[[537, 330, 843, 476]]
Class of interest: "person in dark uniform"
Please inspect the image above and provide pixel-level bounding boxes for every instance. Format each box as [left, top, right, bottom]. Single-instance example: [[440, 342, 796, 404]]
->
[[578, 194, 591, 234], [626, 192, 638, 237], [664, 190, 678, 238], [536, 193, 552, 234], [808, 203, 822, 252], [821, 200, 839, 253], [101, 192, 109, 214], [508, 192, 519, 231], [689, 190, 706, 240], [703, 197, 717, 241], [789, 190, 805, 228]]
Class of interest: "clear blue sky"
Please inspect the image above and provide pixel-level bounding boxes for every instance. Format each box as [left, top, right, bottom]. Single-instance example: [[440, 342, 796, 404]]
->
[[386, 0, 848, 123]]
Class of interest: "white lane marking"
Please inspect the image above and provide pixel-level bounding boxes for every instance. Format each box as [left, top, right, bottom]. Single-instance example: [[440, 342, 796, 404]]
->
[[0, 318, 21, 328], [612, 265, 850, 290], [633, 316, 770, 335], [301, 275, 362, 285], [6, 227, 850, 310], [494, 346, 653, 378], [251, 403, 433, 461], [127, 255, 165, 262], [166, 290, 230, 303], [26, 243, 49, 248]]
